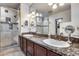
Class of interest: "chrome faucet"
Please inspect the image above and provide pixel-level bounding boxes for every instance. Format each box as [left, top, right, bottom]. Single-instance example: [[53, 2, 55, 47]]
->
[[48, 33, 51, 39], [67, 33, 72, 44]]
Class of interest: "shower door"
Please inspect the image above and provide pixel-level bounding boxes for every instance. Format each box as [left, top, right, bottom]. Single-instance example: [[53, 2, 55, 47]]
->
[[0, 22, 17, 48]]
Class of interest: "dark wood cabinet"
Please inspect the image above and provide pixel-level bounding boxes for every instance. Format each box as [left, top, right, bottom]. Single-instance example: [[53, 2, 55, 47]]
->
[[19, 36, 23, 51], [19, 36, 21, 48], [34, 44, 46, 56], [19, 36, 62, 56], [23, 38, 27, 54], [47, 50, 61, 56], [27, 40, 34, 55]]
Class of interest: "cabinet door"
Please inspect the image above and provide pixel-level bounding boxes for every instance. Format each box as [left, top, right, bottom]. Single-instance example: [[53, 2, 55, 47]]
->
[[19, 36, 23, 50], [34, 44, 46, 56], [23, 38, 27, 55], [19, 36, 21, 48], [47, 50, 61, 56], [27, 40, 34, 55], [21, 37, 24, 52]]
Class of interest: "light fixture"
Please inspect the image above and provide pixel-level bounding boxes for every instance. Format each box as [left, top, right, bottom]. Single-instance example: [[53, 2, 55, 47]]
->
[[58, 19, 62, 23], [48, 3, 53, 6], [36, 13, 39, 16], [32, 11, 35, 15], [59, 3, 64, 6], [52, 4, 57, 9], [48, 3, 65, 10]]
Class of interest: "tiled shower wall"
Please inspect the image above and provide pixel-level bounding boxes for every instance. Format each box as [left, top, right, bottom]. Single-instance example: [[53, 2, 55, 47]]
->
[[0, 7, 19, 48]]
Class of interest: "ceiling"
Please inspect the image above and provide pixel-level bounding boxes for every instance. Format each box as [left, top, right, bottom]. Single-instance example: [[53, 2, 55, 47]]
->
[[31, 3, 71, 14], [0, 3, 71, 14], [0, 3, 20, 9]]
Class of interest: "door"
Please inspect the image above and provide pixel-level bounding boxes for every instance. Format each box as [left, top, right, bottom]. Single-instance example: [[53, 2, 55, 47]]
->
[[0, 23, 15, 48]]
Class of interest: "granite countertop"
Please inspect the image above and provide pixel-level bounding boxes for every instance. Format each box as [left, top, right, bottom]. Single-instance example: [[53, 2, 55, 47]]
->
[[21, 34, 79, 56]]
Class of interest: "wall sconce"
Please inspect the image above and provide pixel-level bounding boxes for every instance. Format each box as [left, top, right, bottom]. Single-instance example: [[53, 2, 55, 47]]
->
[[36, 13, 39, 16], [32, 11, 36, 15], [58, 18, 63, 23]]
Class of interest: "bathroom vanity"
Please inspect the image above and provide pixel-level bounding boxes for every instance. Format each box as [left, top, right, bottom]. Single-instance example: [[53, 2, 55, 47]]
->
[[19, 35, 61, 56], [19, 33, 79, 56]]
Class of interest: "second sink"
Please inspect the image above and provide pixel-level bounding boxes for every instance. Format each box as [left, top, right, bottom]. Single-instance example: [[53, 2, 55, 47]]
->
[[43, 39, 70, 48]]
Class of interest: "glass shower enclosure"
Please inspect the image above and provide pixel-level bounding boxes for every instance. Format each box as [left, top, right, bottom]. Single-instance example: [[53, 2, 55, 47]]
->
[[0, 7, 19, 49]]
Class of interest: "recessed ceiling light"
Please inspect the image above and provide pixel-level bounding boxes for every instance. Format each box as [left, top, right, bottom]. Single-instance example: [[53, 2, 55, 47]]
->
[[52, 4, 57, 9], [59, 3, 64, 6], [48, 3, 53, 6]]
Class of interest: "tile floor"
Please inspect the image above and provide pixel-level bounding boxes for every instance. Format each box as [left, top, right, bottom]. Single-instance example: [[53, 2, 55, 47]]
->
[[0, 43, 25, 56]]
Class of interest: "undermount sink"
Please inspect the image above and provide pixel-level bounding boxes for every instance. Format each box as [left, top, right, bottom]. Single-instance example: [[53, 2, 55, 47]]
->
[[43, 39, 70, 48], [23, 34, 33, 37]]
